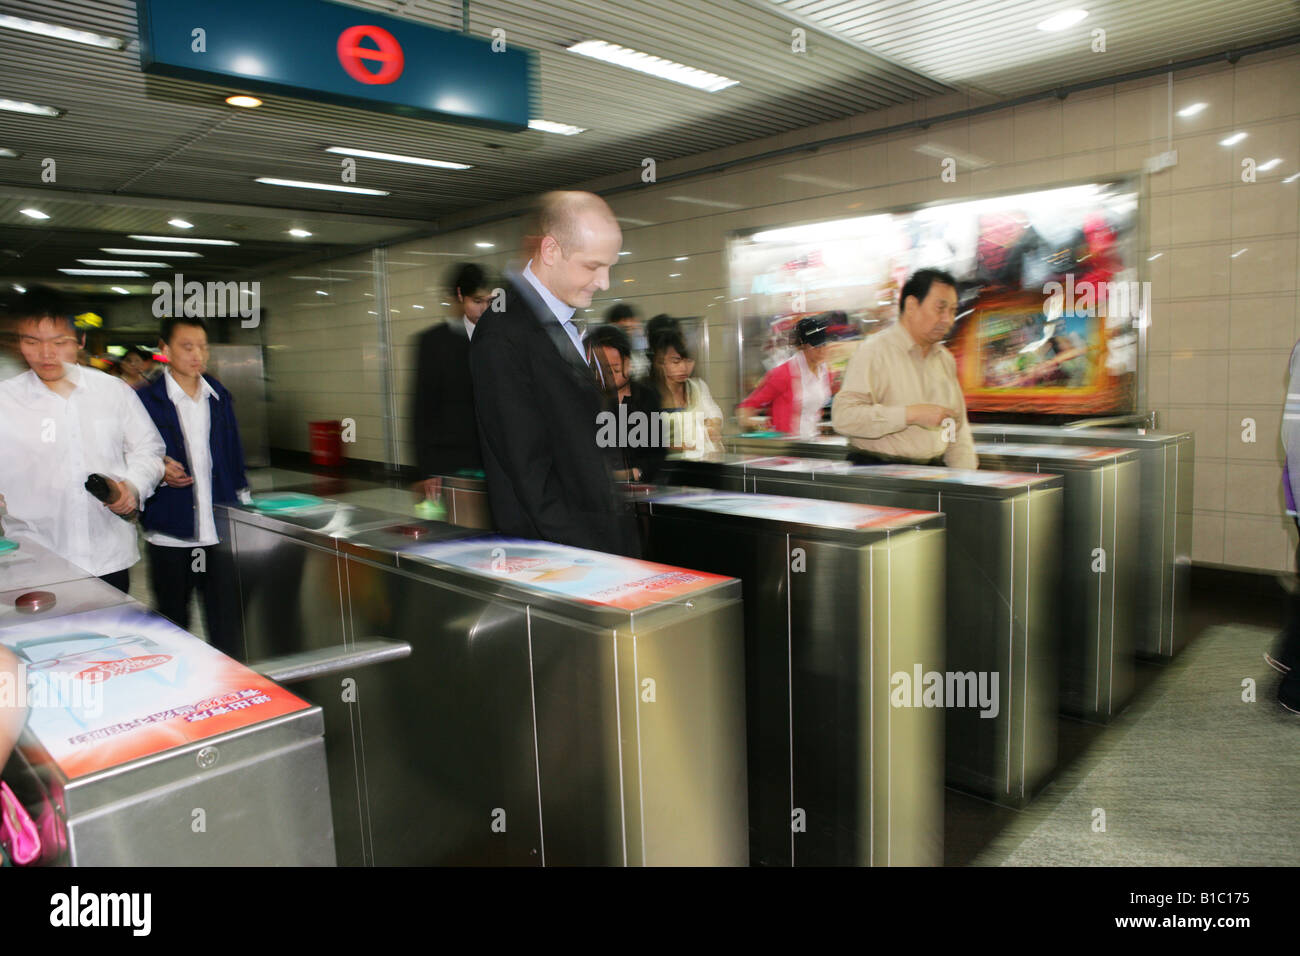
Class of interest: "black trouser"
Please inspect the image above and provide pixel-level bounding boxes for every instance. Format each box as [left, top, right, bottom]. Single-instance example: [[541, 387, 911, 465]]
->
[[847, 449, 947, 467], [1280, 530, 1300, 671], [146, 542, 242, 660], [97, 568, 130, 594]]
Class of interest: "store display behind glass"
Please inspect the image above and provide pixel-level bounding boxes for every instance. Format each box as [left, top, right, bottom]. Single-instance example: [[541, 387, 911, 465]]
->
[[728, 180, 1141, 416]]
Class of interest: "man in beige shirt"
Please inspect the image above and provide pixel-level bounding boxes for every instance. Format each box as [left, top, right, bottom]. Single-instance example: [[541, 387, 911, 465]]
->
[[832, 268, 978, 469]]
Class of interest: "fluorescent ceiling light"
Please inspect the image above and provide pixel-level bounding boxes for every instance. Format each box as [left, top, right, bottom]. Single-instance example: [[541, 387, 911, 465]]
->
[[19, 208, 49, 219], [13, 284, 26, 293], [1177, 102, 1207, 117], [0, 98, 62, 117], [1219, 132, 1247, 146], [666, 196, 742, 209], [288, 228, 312, 237], [618, 251, 632, 256], [78, 259, 171, 267], [102, 248, 201, 257], [1258, 158, 1282, 172], [0, 148, 19, 158], [528, 119, 586, 136], [127, 235, 238, 245], [111, 287, 130, 295], [168, 218, 194, 229], [315, 290, 329, 296], [675, 256, 689, 261], [60, 268, 146, 276], [255, 177, 389, 196], [475, 242, 494, 248], [1036, 9, 1089, 31], [325, 146, 471, 170], [226, 95, 262, 108], [567, 40, 738, 92], [0, 14, 124, 49]]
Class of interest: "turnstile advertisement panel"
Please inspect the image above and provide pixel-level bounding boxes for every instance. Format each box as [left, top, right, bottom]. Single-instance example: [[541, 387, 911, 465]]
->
[[638, 491, 946, 866], [1, 604, 332, 866]]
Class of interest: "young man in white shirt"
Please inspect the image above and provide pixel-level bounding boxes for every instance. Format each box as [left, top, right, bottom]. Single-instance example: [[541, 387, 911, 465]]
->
[[135, 316, 250, 658], [0, 287, 165, 591]]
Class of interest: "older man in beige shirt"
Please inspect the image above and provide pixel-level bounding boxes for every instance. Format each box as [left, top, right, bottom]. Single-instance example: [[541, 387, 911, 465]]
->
[[832, 269, 978, 470]]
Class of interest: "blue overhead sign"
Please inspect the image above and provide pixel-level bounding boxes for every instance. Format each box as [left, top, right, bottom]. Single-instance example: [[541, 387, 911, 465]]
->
[[136, 0, 533, 130]]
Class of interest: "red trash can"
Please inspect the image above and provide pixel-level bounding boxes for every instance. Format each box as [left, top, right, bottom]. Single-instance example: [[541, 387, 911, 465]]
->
[[308, 420, 342, 467]]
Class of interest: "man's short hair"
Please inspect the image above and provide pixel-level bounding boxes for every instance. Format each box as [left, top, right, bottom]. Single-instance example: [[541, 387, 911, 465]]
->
[[448, 262, 488, 298], [4, 285, 77, 334], [125, 346, 153, 364], [585, 323, 632, 358], [899, 268, 959, 315], [160, 315, 208, 344], [530, 191, 618, 257], [605, 303, 638, 324]]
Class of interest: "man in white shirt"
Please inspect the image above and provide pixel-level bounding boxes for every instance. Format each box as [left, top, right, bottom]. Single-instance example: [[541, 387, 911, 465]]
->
[[0, 288, 165, 591]]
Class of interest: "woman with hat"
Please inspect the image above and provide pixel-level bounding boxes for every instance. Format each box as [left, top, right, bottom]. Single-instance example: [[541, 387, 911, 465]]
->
[[737, 313, 833, 438]]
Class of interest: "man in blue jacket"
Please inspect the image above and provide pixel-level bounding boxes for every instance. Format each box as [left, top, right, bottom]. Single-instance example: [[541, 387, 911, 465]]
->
[[135, 316, 249, 658]]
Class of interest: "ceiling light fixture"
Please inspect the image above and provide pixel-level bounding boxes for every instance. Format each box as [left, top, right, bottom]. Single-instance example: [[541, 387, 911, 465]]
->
[[0, 147, 19, 158], [77, 259, 171, 267], [255, 177, 388, 195], [102, 248, 202, 257], [325, 146, 471, 169], [19, 208, 49, 219], [111, 287, 130, 295], [567, 40, 738, 92], [168, 218, 194, 229], [0, 98, 62, 117], [475, 242, 494, 248], [13, 284, 26, 293], [1219, 132, 1247, 146], [0, 14, 124, 49], [225, 95, 262, 108], [1177, 102, 1207, 117], [288, 228, 312, 237], [59, 268, 147, 276], [1036, 9, 1089, 31], [127, 235, 238, 245], [528, 119, 586, 136]]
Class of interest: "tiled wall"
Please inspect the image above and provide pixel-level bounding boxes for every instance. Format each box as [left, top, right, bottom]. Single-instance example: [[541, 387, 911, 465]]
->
[[257, 50, 1300, 573]]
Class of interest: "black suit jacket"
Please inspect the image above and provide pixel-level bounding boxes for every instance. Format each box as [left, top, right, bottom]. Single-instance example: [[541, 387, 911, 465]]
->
[[412, 320, 482, 476], [469, 276, 639, 556]]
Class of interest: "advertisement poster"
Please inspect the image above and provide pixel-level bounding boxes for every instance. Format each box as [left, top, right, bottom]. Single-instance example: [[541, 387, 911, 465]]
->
[[651, 491, 936, 532], [1, 604, 309, 779], [400, 537, 732, 611], [974, 442, 1130, 461]]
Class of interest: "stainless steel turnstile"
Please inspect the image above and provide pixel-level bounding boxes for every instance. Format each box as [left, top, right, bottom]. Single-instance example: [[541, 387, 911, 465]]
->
[[0, 538, 334, 866], [221, 497, 749, 865], [974, 442, 1139, 722], [659, 455, 1063, 808], [637, 490, 945, 866], [973, 425, 1194, 658], [728, 434, 850, 460]]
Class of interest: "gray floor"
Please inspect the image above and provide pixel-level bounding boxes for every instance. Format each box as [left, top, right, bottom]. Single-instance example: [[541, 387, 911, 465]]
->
[[971, 624, 1297, 866]]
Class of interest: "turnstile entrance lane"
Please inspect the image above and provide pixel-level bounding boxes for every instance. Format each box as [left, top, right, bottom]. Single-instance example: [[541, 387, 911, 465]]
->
[[973, 425, 1194, 658], [659, 456, 1063, 808], [637, 490, 946, 866], [974, 442, 1140, 722]]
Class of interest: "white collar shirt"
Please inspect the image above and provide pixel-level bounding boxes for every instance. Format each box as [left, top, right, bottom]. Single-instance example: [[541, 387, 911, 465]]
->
[[794, 350, 831, 438], [0, 363, 165, 576], [521, 261, 587, 364], [144, 370, 220, 548]]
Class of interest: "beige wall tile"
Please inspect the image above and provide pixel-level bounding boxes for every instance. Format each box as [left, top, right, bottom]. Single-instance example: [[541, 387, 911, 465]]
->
[[1232, 180, 1300, 239], [1194, 460, 1227, 512], [1169, 351, 1230, 405], [1231, 237, 1298, 295], [1229, 294, 1296, 350], [1169, 244, 1232, 297], [1224, 460, 1287, 516], [1234, 59, 1300, 124], [1170, 188, 1233, 243], [1164, 406, 1229, 457], [1192, 512, 1225, 564], [1223, 514, 1291, 572], [1227, 349, 1295, 404], [1226, 405, 1285, 462], [1146, 350, 1170, 407], [1170, 133, 1235, 191]]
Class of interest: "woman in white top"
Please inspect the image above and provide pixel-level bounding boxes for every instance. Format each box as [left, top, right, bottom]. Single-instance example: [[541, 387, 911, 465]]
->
[[649, 319, 724, 460]]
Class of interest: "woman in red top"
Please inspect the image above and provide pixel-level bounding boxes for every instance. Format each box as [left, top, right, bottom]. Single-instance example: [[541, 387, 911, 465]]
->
[[738, 314, 832, 437]]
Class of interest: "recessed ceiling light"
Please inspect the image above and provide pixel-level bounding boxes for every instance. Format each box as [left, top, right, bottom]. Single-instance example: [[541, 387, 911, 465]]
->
[[475, 241, 494, 248], [255, 177, 388, 196], [528, 119, 586, 136], [1177, 102, 1207, 118], [288, 228, 312, 237], [325, 146, 471, 170], [127, 235, 238, 245], [0, 14, 124, 49], [78, 259, 171, 267], [669, 273, 681, 277], [0, 98, 62, 117], [168, 218, 194, 229], [1258, 158, 1282, 172], [1036, 9, 1089, 31], [315, 290, 329, 296], [13, 283, 26, 293], [567, 40, 738, 92], [102, 248, 202, 257], [1219, 132, 1247, 146], [20, 208, 49, 219], [111, 286, 130, 295], [59, 268, 147, 276], [412, 304, 424, 309], [0, 147, 19, 158], [226, 95, 262, 108]]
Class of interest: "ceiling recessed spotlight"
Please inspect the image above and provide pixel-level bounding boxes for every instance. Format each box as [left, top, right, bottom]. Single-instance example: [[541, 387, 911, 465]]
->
[[254, 177, 388, 196], [168, 218, 194, 229], [1258, 158, 1282, 172], [127, 235, 238, 245], [0, 97, 63, 117], [0, 14, 124, 49], [288, 228, 312, 237], [20, 208, 49, 220], [1177, 102, 1207, 118], [102, 248, 202, 257], [567, 40, 738, 92], [325, 146, 471, 170], [225, 95, 262, 108], [1036, 9, 1089, 31], [1219, 132, 1247, 146], [111, 286, 130, 295], [59, 268, 146, 276], [528, 119, 586, 136], [475, 241, 494, 248]]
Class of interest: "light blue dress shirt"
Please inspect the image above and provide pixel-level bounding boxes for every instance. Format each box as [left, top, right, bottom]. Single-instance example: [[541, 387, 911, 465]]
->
[[521, 261, 587, 364]]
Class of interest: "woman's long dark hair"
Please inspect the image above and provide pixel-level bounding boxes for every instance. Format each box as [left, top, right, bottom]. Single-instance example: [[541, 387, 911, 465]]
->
[[647, 316, 692, 407]]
